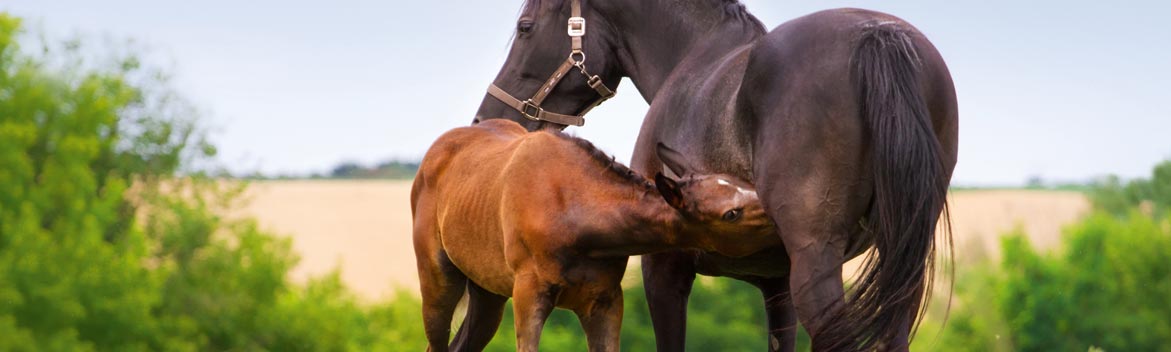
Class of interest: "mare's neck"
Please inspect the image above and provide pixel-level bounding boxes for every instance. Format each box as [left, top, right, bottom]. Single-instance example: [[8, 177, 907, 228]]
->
[[610, 0, 764, 101]]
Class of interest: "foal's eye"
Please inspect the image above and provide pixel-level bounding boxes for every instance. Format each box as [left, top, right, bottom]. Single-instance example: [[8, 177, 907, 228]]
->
[[721, 208, 743, 222], [517, 21, 535, 33]]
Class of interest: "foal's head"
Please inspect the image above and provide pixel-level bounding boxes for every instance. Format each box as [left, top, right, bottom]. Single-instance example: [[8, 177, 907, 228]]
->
[[653, 144, 777, 257]]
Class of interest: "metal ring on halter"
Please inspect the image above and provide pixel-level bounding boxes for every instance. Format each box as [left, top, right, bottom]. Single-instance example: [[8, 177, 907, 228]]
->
[[570, 50, 586, 67]]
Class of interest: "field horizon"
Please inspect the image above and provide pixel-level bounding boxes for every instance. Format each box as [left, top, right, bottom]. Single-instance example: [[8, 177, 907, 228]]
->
[[238, 180, 1089, 300]]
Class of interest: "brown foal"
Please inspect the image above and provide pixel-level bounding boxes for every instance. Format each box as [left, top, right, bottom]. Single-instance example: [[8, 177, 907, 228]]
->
[[411, 119, 778, 351]]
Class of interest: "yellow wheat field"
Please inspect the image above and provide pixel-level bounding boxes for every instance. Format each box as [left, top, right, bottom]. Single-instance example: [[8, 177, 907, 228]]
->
[[239, 180, 1089, 301]]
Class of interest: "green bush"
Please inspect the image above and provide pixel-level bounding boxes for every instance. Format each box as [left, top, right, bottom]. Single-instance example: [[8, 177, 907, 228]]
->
[[1, 13, 175, 350], [936, 209, 1171, 351], [474, 276, 809, 352], [0, 13, 425, 351], [1089, 161, 1171, 217]]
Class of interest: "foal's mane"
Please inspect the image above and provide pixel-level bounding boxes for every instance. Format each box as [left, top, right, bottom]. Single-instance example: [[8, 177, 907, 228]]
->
[[548, 131, 654, 190]]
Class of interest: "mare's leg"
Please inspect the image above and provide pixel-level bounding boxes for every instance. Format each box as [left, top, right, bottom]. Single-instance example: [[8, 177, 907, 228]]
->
[[512, 271, 558, 352], [746, 276, 797, 352], [879, 286, 921, 351], [751, 142, 856, 348], [774, 221, 846, 347], [576, 287, 624, 352], [449, 282, 509, 351], [752, 152, 852, 346], [641, 252, 697, 352]]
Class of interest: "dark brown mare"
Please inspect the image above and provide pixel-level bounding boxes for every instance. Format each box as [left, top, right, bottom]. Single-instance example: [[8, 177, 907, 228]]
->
[[471, 1, 958, 351], [412, 119, 778, 351]]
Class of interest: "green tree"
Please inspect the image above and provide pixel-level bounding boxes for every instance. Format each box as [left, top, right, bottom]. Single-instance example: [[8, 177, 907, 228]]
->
[[936, 190, 1171, 351], [1089, 161, 1171, 217], [0, 13, 186, 350], [0, 13, 429, 351]]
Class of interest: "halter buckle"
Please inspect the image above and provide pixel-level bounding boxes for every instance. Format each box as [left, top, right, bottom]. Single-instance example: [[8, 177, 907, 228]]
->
[[521, 99, 543, 121], [567, 17, 585, 37]]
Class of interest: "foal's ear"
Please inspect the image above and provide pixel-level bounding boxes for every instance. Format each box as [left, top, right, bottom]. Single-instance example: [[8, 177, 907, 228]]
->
[[654, 172, 686, 210], [656, 142, 693, 178]]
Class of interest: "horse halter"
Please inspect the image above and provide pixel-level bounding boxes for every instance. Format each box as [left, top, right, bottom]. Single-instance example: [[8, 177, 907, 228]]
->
[[486, 0, 616, 127]]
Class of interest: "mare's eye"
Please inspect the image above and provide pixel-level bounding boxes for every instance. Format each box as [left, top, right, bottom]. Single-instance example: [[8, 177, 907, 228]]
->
[[518, 21, 535, 33], [722, 208, 743, 222]]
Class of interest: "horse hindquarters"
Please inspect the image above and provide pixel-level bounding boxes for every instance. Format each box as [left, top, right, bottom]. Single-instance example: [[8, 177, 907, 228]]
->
[[825, 21, 952, 352], [743, 10, 954, 351]]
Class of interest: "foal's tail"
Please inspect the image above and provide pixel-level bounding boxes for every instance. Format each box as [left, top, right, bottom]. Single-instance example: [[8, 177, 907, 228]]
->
[[818, 22, 952, 351]]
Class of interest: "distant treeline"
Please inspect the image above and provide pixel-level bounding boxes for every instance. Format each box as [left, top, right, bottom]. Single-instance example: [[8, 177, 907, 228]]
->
[[951, 175, 1096, 192], [277, 161, 1103, 188], [325, 160, 420, 179], [250, 160, 421, 180]]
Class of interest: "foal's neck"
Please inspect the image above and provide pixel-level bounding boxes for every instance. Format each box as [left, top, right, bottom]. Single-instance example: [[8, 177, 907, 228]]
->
[[611, 1, 764, 101], [580, 187, 693, 258]]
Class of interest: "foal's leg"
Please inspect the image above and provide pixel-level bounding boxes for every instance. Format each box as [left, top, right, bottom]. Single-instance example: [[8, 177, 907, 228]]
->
[[748, 276, 798, 352], [577, 287, 624, 352], [449, 282, 509, 351], [414, 192, 467, 351], [512, 272, 559, 352], [641, 252, 697, 352], [417, 247, 468, 351]]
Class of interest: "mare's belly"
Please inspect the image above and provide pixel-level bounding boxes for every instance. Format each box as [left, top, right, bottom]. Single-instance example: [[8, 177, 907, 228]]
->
[[694, 245, 792, 279]]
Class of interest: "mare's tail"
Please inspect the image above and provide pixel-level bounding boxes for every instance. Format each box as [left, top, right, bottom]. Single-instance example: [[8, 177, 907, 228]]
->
[[816, 22, 952, 351]]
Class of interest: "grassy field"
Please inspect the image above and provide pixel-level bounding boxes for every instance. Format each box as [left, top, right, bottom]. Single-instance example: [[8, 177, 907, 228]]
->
[[240, 180, 1089, 300]]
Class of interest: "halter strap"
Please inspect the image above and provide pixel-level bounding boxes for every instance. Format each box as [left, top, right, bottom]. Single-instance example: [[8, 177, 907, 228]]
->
[[531, 57, 577, 106], [487, 82, 586, 127], [570, 0, 584, 53], [485, 0, 615, 127]]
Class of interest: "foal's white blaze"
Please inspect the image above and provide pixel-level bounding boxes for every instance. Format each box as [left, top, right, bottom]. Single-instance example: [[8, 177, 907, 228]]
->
[[717, 178, 756, 198]]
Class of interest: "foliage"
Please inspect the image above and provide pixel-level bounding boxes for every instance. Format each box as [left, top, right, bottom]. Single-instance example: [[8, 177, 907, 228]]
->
[[934, 185, 1171, 351], [0, 13, 424, 351], [1089, 160, 1171, 217], [472, 276, 810, 352], [0, 12, 181, 350]]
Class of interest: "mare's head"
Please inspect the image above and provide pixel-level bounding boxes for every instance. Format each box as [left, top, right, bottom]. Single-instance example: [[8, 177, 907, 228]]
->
[[474, 0, 625, 131], [653, 143, 777, 256]]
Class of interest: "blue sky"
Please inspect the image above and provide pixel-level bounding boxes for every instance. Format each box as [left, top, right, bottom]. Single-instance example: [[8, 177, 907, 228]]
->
[[2, 0, 1168, 185]]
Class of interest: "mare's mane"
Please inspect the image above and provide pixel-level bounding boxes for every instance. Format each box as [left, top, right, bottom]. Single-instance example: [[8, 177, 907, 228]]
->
[[717, 0, 766, 33], [547, 131, 654, 190], [516, 0, 765, 33]]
